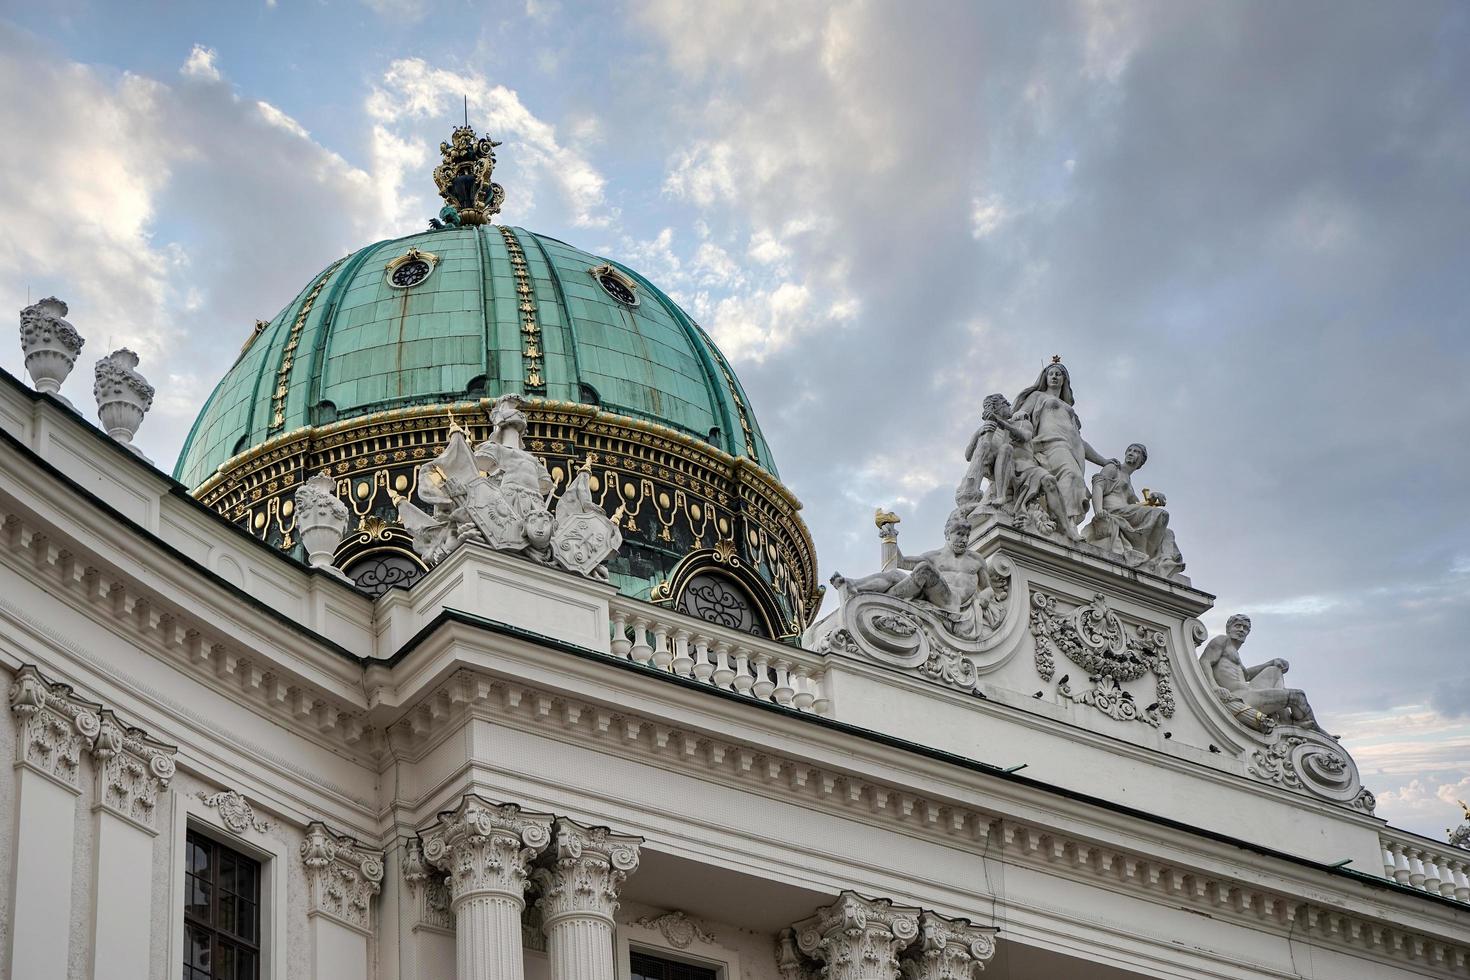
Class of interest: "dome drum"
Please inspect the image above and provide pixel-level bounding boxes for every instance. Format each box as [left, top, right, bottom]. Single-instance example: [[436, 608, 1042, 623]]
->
[[192, 398, 820, 636]]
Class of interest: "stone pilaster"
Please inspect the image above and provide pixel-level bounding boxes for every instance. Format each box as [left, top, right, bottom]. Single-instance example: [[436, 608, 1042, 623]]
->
[[423, 795, 553, 980], [535, 818, 642, 980], [793, 892, 922, 980], [301, 821, 386, 980], [89, 709, 178, 980], [900, 911, 997, 980], [7, 665, 101, 980]]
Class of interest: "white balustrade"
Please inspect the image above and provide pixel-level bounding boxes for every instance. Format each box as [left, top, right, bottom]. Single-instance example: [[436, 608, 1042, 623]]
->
[[1379, 831, 1470, 904], [607, 598, 830, 715]]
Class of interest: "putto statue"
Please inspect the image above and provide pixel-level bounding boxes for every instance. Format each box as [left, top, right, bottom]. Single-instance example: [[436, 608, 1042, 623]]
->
[[431, 124, 505, 226], [394, 397, 624, 580], [954, 356, 1188, 584], [1199, 614, 1326, 734]]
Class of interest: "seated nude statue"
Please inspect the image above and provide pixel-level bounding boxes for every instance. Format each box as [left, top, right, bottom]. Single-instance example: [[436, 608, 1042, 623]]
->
[[1199, 614, 1327, 734], [829, 511, 998, 637], [1085, 443, 1181, 574]]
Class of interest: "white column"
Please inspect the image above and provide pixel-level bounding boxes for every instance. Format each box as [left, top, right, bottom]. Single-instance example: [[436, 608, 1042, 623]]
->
[[793, 892, 922, 980], [534, 818, 642, 980], [7, 665, 100, 980], [423, 796, 553, 980], [89, 709, 177, 980], [301, 821, 386, 980], [900, 910, 998, 979]]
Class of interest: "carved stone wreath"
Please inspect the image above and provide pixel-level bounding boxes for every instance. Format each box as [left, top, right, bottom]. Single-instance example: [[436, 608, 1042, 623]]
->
[[1030, 590, 1174, 727]]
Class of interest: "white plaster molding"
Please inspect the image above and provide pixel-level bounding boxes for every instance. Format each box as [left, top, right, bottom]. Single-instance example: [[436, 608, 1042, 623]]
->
[[91, 707, 176, 833], [301, 820, 385, 936], [634, 910, 716, 950], [534, 816, 642, 927], [8, 662, 101, 791], [794, 891, 922, 980], [402, 836, 454, 933], [196, 789, 272, 834]]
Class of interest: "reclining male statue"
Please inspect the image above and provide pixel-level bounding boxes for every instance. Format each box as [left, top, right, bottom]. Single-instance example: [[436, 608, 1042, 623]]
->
[[1199, 614, 1328, 734]]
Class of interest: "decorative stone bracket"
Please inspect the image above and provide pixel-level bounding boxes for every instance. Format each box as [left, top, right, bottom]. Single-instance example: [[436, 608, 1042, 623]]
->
[[301, 821, 385, 935]]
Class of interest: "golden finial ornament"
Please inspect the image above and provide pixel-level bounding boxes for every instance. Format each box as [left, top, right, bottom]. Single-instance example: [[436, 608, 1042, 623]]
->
[[874, 507, 900, 529], [432, 123, 504, 226], [1460, 799, 1470, 821]]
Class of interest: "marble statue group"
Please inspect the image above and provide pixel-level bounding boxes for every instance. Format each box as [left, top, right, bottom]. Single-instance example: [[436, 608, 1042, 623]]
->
[[394, 395, 624, 579]]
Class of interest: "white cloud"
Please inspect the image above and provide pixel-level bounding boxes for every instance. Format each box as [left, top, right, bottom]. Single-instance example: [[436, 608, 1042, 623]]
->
[[256, 100, 309, 140], [180, 44, 221, 82], [971, 195, 1010, 239]]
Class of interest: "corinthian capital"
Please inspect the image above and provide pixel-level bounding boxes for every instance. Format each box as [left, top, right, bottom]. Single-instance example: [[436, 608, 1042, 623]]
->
[[421, 795, 553, 908], [301, 821, 385, 935], [91, 709, 176, 832], [793, 892, 922, 980], [900, 911, 997, 980], [9, 664, 102, 791], [533, 817, 642, 926]]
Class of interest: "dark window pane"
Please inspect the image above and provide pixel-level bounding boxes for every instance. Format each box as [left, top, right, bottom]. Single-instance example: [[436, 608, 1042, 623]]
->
[[187, 876, 212, 922], [217, 942, 236, 980], [237, 900, 257, 943], [239, 948, 257, 980], [220, 852, 236, 895], [184, 829, 261, 978], [186, 925, 210, 969], [218, 894, 235, 935]]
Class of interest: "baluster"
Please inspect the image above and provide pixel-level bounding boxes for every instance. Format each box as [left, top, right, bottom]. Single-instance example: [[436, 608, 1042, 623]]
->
[[772, 660, 795, 707], [792, 665, 815, 711], [651, 623, 672, 670], [692, 636, 715, 683], [752, 654, 775, 700], [1438, 858, 1458, 898], [811, 670, 831, 715], [1423, 853, 1443, 894], [629, 617, 652, 664], [732, 648, 754, 695], [671, 629, 694, 677], [1452, 861, 1470, 903], [1408, 848, 1427, 889], [610, 609, 631, 659], [1389, 842, 1411, 884], [1381, 843, 1397, 880], [711, 642, 735, 689]]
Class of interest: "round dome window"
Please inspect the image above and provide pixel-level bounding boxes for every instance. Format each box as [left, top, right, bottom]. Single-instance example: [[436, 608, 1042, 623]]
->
[[592, 264, 639, 306], [390, 259, 432, 288]]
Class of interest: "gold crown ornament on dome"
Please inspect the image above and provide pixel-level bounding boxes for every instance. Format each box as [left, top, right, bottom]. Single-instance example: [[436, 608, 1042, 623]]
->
[[432, 124, 505, 226]]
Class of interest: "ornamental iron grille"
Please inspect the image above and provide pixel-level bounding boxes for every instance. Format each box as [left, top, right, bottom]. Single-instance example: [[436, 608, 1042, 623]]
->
[[678, 571, 766, 637]]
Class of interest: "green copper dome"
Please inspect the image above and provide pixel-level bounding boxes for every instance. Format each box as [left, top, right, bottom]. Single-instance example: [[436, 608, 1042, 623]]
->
[[175, 225, 777, 489]]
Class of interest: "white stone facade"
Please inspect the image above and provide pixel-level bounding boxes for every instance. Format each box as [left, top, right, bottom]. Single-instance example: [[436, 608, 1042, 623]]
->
[[2, 366, 1469, 980]]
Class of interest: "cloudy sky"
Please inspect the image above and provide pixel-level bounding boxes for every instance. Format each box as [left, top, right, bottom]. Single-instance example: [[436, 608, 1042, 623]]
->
[[2, 1, 1467, 839]]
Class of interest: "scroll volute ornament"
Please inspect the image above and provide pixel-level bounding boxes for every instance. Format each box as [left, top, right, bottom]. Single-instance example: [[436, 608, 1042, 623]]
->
[[533, 817, 642, 925], [9, 664, 102, 790], [900, 912, 997, 980], [92, 709, 176, 831], [300, 821, 385, 933], [421, 796, 553, 904]]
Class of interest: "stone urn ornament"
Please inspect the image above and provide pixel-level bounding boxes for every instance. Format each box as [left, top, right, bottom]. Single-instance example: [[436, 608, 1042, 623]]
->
[[93, 349, 155, 459], [19, 297, 85, 403], [294, 470, 352, 582]]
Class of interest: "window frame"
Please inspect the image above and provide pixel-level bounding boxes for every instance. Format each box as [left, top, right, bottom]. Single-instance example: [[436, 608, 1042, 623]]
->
[[183, 828, 263, 980], [170, 790, 289, 980], [616, 917, 741, 980]]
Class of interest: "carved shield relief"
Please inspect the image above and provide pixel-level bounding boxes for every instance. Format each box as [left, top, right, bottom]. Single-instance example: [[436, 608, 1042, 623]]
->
[[552, 512, 619, 575]]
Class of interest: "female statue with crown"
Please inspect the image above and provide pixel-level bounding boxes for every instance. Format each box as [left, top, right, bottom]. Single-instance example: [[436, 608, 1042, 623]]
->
[[1011, 358, 1116, 529]]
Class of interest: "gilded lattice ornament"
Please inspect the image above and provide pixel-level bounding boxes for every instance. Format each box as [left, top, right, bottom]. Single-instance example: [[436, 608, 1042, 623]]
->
[[1029, 590, 1175, 727]]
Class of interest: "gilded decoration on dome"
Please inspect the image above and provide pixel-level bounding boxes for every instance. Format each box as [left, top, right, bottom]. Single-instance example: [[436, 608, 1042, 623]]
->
[[432, 124, 504, 226]]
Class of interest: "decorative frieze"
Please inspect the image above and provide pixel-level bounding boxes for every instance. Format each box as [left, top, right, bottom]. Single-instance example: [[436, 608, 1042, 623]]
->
[[301, 821, 385, 934], [900, 911, 996, 980], [794, 892, 922, 980], [9, 663, 102, 790], [534, 817, 642, 927], [91, 708, 176, 831]]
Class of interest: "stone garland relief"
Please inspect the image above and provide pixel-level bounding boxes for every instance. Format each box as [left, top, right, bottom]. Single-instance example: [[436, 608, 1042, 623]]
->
[[1029, 590, 1175, 728]]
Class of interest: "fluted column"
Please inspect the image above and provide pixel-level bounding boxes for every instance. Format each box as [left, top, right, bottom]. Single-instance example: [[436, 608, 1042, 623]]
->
[[793, 891, 922, 980], [423, 796, 554, 980], [534, 818, 643, 980], [900, 911, 997, 979]]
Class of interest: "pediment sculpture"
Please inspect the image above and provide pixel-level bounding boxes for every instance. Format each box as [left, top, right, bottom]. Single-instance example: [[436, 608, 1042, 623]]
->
[[393, 396, 624, 579], [823, 509, 1014, 688], [955, 357, 1188, 584], [1200, 614, 1374, 812]]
